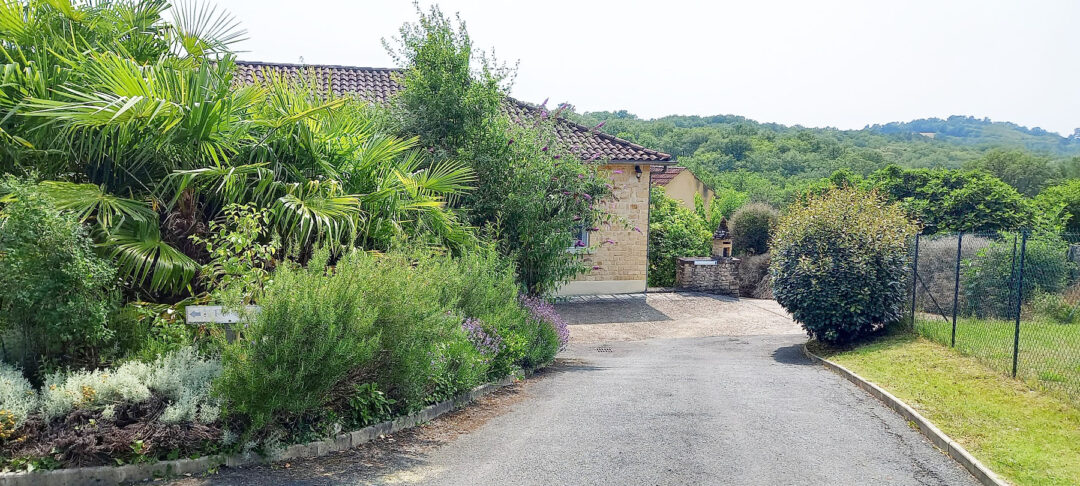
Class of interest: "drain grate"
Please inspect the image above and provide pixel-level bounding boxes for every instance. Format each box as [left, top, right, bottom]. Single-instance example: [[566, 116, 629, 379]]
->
[[596, 344, 612, 353]]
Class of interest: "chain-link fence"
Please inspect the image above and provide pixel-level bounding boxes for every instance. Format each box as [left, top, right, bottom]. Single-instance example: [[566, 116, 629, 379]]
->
[[909, 231, 1080, 405]]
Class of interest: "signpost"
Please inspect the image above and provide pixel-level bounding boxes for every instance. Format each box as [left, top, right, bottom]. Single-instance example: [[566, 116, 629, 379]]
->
[[185, 305, 261, 324]]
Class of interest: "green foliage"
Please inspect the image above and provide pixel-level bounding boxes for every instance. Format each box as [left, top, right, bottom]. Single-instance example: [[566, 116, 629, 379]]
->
[[109, 302, 198, 362], [346, 383, 395, 428], [648, 187, 711, 287], [1036, 180, 1080, 233], [729, 202, 778, 256], [0, 0, 472, 296], [0, 178, 118, 376], [333, 250, 488, 411], [389, 5, 610, 295], [386, 3, 507, 153], [707, 187, 750, 223], [578, 112, 1079, 211], [217, 251, 379, 429], [962, 233, 1073, 319], [1029, 292, 1080, 325], [771, 187, 919, 344], [965, 149, 1059, 197], [190, 204, 278, 305], [869, 165, 1034, 234]]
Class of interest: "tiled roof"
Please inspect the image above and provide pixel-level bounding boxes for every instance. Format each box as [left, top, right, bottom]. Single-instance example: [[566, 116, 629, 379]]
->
[[650, 165, 687, 186], [234, 61, 673, 164]]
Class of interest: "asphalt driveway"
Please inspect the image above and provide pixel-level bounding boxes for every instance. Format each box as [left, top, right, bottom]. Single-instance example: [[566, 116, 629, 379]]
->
[[169, 293, 977, 485]]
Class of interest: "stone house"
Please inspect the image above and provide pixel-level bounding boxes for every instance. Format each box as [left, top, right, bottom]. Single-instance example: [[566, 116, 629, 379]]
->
[[235, 61, 674, 296], [650, 166, 714, 211]]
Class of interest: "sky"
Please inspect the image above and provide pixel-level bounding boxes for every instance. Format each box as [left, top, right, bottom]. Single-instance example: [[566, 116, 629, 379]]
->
[[220, 0, 1080, 136]]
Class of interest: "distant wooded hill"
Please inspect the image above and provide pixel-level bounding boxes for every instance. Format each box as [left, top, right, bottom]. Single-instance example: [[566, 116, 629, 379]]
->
[[865, 116, 1080, 156], [572, 111, 1080, 206]]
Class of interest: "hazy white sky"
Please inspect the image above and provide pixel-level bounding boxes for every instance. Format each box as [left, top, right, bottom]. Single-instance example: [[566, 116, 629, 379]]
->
[[221, 0, 1080, 135]]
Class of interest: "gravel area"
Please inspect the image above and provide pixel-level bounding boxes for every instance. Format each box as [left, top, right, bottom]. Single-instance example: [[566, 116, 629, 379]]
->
[[559, 292, 802, 343]]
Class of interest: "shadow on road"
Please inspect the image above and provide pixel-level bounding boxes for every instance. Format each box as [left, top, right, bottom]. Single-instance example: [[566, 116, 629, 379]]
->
[[556, 300, 671, 324], [543, 358, 607, 375], [771, 343, 813, 365]]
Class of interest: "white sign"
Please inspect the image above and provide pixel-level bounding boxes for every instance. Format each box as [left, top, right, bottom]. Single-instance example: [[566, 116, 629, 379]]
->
[[185, 305, 261, 324], [693, 260, 718, 266]]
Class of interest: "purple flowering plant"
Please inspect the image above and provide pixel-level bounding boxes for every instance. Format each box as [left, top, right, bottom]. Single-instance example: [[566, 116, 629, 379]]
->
[[519, 295, 570, 350], [462, 317, 504, 357]]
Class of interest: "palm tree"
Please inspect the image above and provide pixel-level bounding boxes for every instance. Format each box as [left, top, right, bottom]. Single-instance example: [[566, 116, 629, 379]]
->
[[0, 0, 474, 295]]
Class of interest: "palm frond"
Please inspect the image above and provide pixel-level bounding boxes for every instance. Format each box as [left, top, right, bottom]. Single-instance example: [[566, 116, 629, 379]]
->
[[271, 180, 359, 248], [168, 0, 246, 58], [105, 219, 198, 293], [38, 180, 156, 228]]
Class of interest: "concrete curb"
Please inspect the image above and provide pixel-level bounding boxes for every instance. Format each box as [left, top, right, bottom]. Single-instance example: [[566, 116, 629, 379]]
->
[[0, 370, 533, 486], [802, 344, 1009, 486]]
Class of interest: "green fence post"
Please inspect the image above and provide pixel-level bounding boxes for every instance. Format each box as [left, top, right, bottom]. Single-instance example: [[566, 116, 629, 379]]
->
[[951, 232, 963, 348], [1012, 230, 1028, 378], [910, 233, 920, 328]]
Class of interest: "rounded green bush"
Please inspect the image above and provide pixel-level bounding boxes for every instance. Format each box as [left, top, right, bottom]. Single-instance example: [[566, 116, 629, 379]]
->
[[730, 202, 779, 256], [771, 187, 919, 344]]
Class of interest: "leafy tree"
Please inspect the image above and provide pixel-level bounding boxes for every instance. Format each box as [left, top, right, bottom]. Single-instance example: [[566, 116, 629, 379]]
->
[[771, 187, 918, 344], [964, 149, 1059, 197], [648, 187, 711, 287], [1035, 179, 1080, 233], [388, 4, 611, 295], [868, 165, 1034, 234]]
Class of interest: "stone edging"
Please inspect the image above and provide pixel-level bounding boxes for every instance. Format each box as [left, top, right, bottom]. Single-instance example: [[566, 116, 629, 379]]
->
[[0, 371, 531, 486], [802, 344, 1008, 486]]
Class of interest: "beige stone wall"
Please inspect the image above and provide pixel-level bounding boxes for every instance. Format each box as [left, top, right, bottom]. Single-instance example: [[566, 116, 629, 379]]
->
[[566, 163, 652, 291], [675, 257, 740, 297], [663, 170, 714, 211]]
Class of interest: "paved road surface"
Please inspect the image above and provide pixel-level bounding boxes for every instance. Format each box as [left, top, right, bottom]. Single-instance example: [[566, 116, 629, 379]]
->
[[168, 294, 977, 485]]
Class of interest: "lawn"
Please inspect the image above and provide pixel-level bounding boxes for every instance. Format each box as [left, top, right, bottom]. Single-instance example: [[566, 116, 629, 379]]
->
[[915, 316, 1080, 404], [816, 333, 1080, 486]]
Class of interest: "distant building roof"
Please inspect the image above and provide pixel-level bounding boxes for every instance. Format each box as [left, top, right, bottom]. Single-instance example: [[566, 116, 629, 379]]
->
[[650, 166, 688, 186], [234, 61, 673, 164]]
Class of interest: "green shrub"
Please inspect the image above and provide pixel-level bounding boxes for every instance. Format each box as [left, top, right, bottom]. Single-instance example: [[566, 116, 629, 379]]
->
[[0, 178, 118, 377], [771, 187, 918, 344], [338, 250, 488, 411], [346, 383, 395, 428], [648, 186, 711, 287], [962, 233, 1073, 319], [217, 251, 379, 429], [730, 202, 778, 256]]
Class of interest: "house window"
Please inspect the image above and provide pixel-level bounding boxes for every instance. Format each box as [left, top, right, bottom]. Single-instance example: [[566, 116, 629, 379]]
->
[[569, 225, 589, 252]]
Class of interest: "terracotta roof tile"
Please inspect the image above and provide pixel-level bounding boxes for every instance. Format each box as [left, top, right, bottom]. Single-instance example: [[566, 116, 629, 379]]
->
[[235, 61, 673, 164], [650, 165, 687, 186]]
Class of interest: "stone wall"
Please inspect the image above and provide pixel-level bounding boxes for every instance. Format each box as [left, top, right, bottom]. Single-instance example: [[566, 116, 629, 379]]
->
[[565, 163, 651, 294], [675, 257, 740, 297]]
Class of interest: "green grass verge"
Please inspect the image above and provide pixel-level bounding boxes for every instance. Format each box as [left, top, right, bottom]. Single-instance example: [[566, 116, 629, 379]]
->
[[916, 316, 1080, 404], [815, 333, 1080, 486]]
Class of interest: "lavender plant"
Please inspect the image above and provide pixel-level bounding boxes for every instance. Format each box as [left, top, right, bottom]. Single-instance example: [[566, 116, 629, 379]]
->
[[520, 295, 570, 351], [461, 318, 504, 357]]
